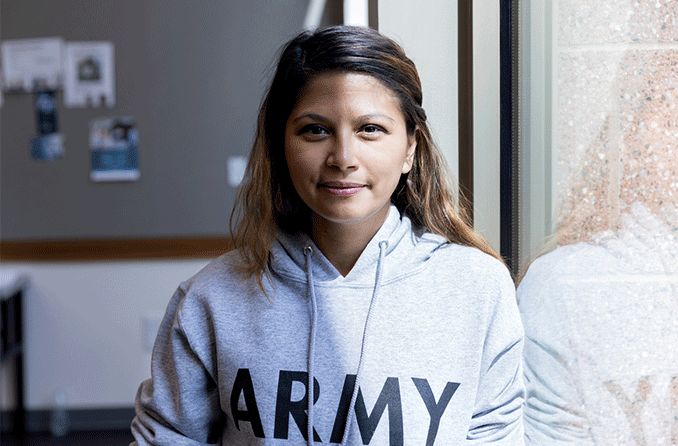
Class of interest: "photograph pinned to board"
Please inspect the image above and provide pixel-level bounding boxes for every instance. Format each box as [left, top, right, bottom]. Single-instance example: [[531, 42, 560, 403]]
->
[[1, 37, 64, 92], [64, 42, 115, 108], [89, 117, 139, 182], [31, 90, 64, 161]]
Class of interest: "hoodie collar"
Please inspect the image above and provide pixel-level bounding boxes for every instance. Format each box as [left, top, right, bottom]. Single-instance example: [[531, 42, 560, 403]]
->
[[271, 205, 439, 286]]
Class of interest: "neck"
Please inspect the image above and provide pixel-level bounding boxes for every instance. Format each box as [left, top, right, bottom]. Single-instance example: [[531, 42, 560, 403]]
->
[[310, 207, 390, 277]]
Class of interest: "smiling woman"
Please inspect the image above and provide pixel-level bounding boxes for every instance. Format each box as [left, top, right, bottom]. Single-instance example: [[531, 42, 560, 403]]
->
[[130, 25, 525, 446], [284, 72, 416, 275]]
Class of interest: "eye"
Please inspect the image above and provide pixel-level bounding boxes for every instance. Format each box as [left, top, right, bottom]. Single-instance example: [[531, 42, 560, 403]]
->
[[299, 124, 330, 137], [360, 124, 386, 136]]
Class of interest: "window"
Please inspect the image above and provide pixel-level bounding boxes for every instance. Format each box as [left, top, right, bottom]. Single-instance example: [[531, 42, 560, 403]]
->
[[515, 1, 678, 444]]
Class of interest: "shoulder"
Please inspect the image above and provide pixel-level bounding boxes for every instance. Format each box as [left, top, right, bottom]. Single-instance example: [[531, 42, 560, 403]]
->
[[173, 249, 261, 318], [181, 249, 247, 291], [418, 240, 516, 320], [429, 243, 523, 345], [430, 241, 514, 292]]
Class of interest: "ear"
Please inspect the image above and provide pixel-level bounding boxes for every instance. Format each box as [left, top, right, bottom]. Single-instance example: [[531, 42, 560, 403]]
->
[[401, 131, 417, 174]]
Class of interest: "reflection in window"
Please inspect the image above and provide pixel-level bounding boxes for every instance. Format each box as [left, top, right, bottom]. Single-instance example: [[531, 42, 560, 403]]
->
[[517, 1, 677, 444]]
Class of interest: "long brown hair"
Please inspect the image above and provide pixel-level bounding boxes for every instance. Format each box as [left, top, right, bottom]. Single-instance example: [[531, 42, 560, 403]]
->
[[230, 26, 503, 287]]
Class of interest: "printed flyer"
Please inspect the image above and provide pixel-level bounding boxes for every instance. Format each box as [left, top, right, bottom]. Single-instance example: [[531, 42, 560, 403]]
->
[[89, 117, 139, 182], [64, 42, 115, 107]]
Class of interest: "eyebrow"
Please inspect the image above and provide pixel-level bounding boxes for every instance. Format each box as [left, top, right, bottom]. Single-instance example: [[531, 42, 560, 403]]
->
[[291, 112, 396, 124]]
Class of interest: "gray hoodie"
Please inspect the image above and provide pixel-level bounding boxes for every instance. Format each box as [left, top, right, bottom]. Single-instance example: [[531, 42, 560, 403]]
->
[[130, 205, 524, 445]]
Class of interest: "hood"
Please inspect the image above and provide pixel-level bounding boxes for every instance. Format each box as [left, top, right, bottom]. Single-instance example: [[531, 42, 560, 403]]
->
[[270, 204, 448, 286]]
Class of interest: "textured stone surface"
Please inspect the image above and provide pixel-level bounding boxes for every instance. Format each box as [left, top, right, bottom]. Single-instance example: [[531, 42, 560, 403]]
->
[[521, 3, 678, 444], [554, 47, 678, 243], [558, 0, 678, 45]]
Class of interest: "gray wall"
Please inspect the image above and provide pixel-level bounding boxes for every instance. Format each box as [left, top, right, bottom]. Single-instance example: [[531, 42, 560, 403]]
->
[[0, 0, 338, 240]]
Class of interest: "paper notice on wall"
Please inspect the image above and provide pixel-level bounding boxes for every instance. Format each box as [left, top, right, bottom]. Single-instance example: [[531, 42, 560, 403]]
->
[[64, 42, 115, 108], [1, 38, 64, 92], [89, 117, 139, 182]]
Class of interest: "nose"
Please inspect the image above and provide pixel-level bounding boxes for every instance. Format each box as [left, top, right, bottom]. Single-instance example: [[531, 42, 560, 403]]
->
[[326, 130, 358, 171]]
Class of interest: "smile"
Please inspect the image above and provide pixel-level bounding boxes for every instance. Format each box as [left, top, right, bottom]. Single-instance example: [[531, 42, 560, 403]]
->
[[318, 181, 366, 196]]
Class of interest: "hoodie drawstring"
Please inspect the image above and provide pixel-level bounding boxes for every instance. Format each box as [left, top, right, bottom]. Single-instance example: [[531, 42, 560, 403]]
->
[[340, 240, 388, 445], [302, 241, 389, 446], [304, 245, 318, 446]]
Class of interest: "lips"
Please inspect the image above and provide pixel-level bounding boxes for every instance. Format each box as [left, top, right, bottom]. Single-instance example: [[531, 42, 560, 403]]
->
[[318, 181, 366, 196]]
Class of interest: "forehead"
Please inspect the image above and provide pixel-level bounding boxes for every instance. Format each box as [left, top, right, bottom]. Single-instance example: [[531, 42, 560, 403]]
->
[[291, 71, 402, 115]]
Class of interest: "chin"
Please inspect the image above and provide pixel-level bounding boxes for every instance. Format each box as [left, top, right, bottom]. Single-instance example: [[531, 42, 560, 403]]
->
[[311, 202, 390, 227]]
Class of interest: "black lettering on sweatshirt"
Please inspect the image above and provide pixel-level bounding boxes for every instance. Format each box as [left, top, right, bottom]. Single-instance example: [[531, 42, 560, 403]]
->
[[330, 374, 357, 442], [229, 369, 461, 444], [331, 375, 404, 444], [412, 378, 460, 446], [274, 370, 322, 442], [231, 368, 265, 437]]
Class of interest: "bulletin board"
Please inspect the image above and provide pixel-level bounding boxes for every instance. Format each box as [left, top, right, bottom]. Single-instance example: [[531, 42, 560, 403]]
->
[[0, 0, 329, 260]]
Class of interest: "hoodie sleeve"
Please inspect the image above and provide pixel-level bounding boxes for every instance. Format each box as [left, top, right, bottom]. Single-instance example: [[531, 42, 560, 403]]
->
[[130, 286, 224, 446], [517, 257, 595, 446], [466, 266, 525, 445]]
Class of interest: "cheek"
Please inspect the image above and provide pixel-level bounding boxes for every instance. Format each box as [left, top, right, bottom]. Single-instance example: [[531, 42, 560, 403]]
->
[[285, 155, 304, 188], [372, 142, 411, 180], [367, 159, 405, 197], [285, 144, 319, 188], [283, 133, 296, 168], [284, 135, 303, 172]]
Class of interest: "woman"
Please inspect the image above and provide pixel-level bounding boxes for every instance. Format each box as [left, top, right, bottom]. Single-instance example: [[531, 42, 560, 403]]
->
[[131, 25, 524, 445]]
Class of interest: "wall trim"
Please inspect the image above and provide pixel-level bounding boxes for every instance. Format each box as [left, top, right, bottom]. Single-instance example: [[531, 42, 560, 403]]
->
[[0, 237, 232, 261]]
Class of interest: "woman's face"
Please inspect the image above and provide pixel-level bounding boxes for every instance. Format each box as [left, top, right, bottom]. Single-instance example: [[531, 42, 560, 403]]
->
[[284, 71, 416, 230]]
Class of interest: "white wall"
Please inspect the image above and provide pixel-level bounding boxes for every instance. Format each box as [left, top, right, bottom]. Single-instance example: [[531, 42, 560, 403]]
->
[[377, 0, 459, 180], [0, 260, 209, 410], [472, 1, 501, 251], [519, 0, 553, 266]]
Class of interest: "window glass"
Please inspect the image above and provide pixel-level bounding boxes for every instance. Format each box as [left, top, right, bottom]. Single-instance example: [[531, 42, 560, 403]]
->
[[518, 1, 678, 444]]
